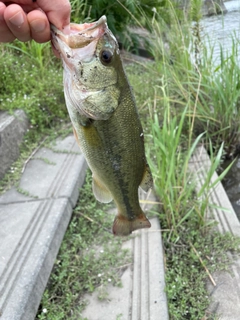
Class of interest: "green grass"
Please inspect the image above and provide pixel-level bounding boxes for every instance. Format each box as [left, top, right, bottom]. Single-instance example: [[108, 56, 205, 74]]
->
[[164, 230, 240, 319]]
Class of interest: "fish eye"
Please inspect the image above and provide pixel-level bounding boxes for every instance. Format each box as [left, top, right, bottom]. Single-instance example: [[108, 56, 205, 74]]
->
[[100, 50, 113, 64]]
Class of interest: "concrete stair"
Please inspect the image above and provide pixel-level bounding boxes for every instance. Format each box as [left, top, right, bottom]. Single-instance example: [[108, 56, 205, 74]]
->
[[189, 145, 240, 319], [0, 110, 29, 180], [0, 135, 87, 320]]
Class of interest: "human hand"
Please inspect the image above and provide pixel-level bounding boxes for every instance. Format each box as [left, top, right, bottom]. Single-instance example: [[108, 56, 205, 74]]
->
[[0, 0, 71, 43]]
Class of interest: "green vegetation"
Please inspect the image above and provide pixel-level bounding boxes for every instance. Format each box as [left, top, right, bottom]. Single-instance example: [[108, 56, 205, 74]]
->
[[165, 231, 240, 319], [1, 0, 240, 319]]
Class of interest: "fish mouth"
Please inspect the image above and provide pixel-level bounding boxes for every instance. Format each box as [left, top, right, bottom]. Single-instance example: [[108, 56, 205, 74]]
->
[[51, 15, 107, 55]]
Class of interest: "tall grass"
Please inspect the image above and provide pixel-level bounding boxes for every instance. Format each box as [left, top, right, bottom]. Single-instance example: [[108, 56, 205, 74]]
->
[[147, 94, 231, 238], [137, 0, 239, 239], [148, 105, 203, 232]]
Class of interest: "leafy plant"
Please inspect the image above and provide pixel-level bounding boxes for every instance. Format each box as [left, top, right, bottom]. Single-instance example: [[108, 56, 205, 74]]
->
[[148, 105, 197, 231]]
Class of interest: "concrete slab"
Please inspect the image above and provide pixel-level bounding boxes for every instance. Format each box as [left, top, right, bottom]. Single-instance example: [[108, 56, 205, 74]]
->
[[0, 198, 72, 320], [0, 134, 86, 206], [81, 212, 169, 320], [0, 110, 29, 180], [0, 135, 88, 320], [189, 145, 240, 320]]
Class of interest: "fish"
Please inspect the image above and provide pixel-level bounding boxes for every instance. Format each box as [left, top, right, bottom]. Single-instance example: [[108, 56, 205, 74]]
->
[[51, 16, 153, 236]]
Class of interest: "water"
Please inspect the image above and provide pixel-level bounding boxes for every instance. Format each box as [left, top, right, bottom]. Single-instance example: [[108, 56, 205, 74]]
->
[[201, 1, 240, 218], [201, 0, 240, 64]]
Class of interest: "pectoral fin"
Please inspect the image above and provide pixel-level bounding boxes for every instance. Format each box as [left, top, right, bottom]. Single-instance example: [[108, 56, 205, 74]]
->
[[84, 89, 119, 120], [140, 163, 153, 192], [73, 126, 81, 147], [92, 175, 113, 203]]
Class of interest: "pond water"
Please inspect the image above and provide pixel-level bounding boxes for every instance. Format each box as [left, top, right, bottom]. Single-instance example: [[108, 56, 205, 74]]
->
[[202, 0, 240, 64], [201, 1, 240, 218]]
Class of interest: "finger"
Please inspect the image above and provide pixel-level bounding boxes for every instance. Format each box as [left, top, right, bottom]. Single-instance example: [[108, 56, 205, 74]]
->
[[27, 10, 50, 43], [0, 1, 38, 13], [0, 2, 15, 42], [35, 0, 71, 31], [4, 4, 31, 42]]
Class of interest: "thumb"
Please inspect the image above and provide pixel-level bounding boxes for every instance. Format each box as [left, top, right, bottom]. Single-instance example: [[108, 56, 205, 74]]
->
[[38, 0, 71, 31]]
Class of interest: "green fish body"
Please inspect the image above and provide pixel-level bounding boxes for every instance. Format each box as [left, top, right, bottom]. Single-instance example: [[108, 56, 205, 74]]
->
[[51, 16, 152, 236]]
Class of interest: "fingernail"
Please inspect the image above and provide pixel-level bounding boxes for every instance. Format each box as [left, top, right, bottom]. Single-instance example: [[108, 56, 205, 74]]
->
[[9, 11, 24, 27], [31, 19, 46, 33]]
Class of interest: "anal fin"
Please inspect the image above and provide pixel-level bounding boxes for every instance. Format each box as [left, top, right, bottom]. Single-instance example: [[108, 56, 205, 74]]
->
[[140, 163, 153, 192], [92, 174, 113, 203]]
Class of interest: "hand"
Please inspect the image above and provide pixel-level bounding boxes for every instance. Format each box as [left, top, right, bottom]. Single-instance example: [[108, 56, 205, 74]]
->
[[0, 0, 71, 43]]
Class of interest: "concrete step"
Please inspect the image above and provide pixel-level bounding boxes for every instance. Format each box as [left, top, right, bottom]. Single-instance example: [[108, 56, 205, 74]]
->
[[0, 135, 88, 320], [81, 207, 169, 320], [0, 110, 29, 180], [189, 145, 240, 319]]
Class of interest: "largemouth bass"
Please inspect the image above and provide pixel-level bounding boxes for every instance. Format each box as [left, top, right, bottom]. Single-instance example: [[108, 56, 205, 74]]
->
[[51, 16, 153, 236]]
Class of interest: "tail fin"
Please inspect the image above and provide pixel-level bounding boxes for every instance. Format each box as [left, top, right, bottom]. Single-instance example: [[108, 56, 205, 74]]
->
[[112, 212, 151, 236]]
